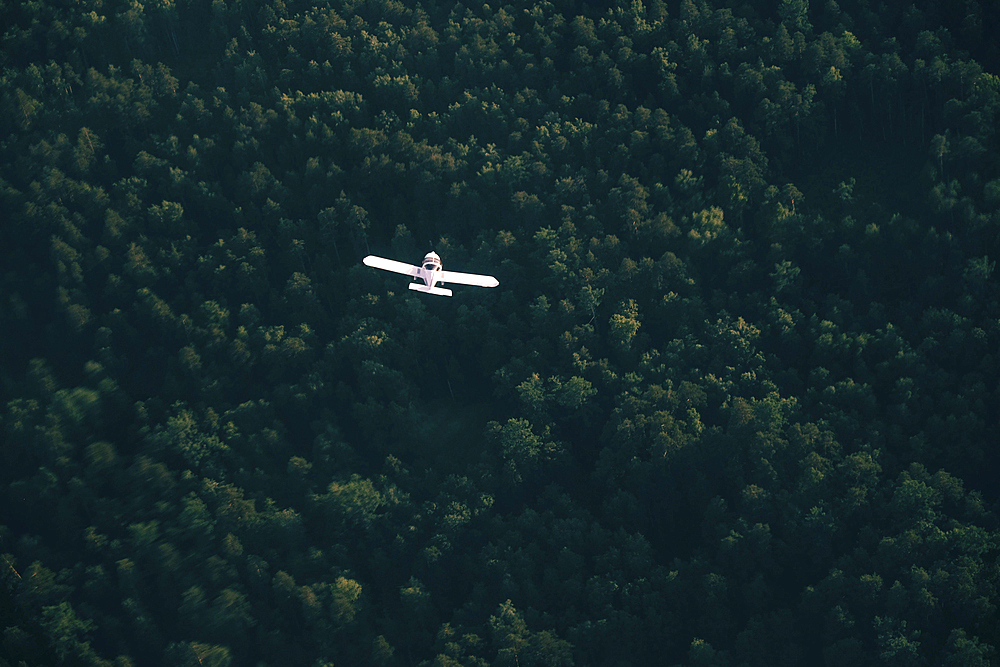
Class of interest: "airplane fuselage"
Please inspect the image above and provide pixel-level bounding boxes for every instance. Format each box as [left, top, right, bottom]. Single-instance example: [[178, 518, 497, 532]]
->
[[419, 251, 444, 288]]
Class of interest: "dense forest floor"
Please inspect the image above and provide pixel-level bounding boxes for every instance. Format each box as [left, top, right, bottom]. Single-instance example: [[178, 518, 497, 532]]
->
[[792, 135, 925, 219], [2, 0, 999, 666]]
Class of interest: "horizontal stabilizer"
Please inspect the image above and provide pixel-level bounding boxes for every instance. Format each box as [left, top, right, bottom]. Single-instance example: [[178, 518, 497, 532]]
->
[[409, 282, 453, 297]]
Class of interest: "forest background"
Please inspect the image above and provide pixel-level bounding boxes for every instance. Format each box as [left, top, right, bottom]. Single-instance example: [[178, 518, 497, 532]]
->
[[1, 0, 999, 665]]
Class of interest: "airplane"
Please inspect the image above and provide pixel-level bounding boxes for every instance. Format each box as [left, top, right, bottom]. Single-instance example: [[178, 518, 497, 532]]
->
[[363, 251, 499, 297]]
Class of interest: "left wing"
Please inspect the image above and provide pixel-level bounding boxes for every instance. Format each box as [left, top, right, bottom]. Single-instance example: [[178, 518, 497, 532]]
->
[[440, 269, 499, 288], [364, 255, 421, 278]]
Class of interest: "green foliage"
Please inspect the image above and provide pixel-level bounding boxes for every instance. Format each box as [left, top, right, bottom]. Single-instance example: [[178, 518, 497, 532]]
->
[[608, 299, 641, 351], [145, 404, 229, 468], [490, 600, 573, 667], [1, 0, 999, 664], [329, 576, 363, 624], [313, 474, 384, 529], [40, 601, 95, 661], [486, 418, 564, 486], [165, 642, 233, 667]]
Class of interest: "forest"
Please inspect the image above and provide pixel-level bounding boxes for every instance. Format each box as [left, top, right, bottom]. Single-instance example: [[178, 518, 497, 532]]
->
[[1, 0, 998, 664]]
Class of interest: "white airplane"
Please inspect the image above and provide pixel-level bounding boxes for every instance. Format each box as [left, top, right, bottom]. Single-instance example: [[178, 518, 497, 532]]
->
[[363, 251, 499, 297]]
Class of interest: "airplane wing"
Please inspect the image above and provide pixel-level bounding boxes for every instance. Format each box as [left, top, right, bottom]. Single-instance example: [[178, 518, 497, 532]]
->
[[440, 269, 499, 288], [364, 255, 421, 278]]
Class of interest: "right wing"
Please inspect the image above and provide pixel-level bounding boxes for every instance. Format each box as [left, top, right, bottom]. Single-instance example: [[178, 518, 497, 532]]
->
[[440, 269, 499, 288], [364, 255, 421, 278]]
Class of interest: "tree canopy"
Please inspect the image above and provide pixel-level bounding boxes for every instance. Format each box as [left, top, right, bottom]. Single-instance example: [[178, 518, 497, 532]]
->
[[1, 0, 998, 665]]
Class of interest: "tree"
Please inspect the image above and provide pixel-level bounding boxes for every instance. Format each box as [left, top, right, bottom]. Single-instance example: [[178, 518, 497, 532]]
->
[[609, 299, 641, 351], [488, 601, 527, 667], [689, 637, 730, 667], [206, 587, 256, 643], [144, 404, 229, 468], [688, 206, 728, 246], [312, 474, 384, 529], [165, 642, 233, 667], [778, 0, 811, 34], [943, 629, 993, 667], [874, 616, 922, 666], [40, 602, 95, 661], [330, 576, 363, 624], [485, 418, 563, 486]]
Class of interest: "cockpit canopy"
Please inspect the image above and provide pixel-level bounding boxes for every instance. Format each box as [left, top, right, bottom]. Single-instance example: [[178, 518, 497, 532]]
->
[[422, 252, 442, 271]]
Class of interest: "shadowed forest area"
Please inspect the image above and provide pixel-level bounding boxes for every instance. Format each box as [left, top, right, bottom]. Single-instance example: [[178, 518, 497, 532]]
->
[[1, 0, 999, 665]]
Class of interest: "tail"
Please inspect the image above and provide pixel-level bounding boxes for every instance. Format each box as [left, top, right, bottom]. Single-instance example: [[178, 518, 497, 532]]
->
[[408, 283, 452, 297]]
